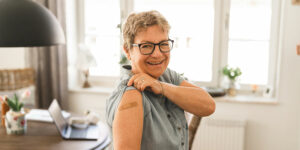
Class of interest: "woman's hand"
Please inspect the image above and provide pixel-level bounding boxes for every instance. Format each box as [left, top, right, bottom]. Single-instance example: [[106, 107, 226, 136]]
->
[[127, 73, 163, 95]]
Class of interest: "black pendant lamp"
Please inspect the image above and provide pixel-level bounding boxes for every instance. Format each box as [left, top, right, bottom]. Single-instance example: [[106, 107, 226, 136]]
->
[[0, 0, 65, 47]]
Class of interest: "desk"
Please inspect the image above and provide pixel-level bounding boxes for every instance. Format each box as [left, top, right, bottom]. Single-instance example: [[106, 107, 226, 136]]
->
[[0, 120, 110, 150]]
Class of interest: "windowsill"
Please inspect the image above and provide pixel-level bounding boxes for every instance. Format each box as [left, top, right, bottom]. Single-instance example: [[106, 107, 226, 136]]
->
[[214, 94, 278, 105], [69, 86, 278, 105]]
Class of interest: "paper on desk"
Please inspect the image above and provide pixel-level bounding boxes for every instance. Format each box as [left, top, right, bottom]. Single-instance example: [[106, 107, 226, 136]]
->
[[25, 109, 70, 123]]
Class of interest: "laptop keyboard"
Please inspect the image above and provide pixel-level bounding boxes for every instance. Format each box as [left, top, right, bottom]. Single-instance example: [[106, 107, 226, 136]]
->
[[70, 128, 87, 138]]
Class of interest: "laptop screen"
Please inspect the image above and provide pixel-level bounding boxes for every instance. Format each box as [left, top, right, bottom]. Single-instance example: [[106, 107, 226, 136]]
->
[[48, 99, 68, 136]]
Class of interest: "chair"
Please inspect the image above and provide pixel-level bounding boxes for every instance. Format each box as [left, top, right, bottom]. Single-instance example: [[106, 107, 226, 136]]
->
[[187, 89, 223, 150], [0, 68, 35, 107], [0, 68, 35, 91], [186, 113, 202, 150]]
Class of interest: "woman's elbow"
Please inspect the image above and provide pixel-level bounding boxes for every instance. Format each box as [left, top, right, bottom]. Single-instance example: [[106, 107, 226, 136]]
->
[[207, 98, 216, 115], [197, 97, 216, 117]]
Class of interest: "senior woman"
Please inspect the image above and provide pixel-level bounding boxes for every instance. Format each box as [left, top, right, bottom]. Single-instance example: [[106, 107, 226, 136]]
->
[[106, 10, 215, 150]]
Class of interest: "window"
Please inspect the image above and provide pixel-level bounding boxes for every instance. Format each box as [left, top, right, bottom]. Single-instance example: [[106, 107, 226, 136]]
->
[[84, 0, 121, 77], [227, 0, 272, 85], [72, 0, 281, 94]]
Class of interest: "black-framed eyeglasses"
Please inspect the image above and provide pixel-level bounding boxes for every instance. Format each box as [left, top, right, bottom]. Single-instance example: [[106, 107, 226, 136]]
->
[[132, 39, 174, 55]]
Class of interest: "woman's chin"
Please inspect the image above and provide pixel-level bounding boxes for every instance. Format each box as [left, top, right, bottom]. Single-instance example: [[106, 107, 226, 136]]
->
[[146, 65, 165, 78]]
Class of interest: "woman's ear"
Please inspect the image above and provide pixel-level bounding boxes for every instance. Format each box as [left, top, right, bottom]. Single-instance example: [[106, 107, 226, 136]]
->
[[123, 45, 131, 60]]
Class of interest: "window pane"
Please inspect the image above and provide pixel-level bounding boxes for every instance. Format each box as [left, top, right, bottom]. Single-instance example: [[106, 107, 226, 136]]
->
[[228, 0, 271, 85], [85, 0, 120, 76], [134, 0, 214, 82], [228, 41, 269, 84]]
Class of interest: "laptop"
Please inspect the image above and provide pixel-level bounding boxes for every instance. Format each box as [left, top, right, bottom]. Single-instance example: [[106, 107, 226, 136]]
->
[[48, 99, 99, 140]]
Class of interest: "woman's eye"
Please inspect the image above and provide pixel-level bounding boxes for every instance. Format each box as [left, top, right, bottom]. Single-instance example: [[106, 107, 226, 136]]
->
[[160, 42, 169, 46], [141, 44, 152, 49]]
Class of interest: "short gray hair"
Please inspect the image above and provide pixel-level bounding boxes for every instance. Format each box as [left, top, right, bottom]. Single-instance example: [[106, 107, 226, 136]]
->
[[122, 10, 171, 50]]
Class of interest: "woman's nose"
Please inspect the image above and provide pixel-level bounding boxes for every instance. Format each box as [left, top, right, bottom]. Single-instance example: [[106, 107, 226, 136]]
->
[[151, 45, 163, 57]]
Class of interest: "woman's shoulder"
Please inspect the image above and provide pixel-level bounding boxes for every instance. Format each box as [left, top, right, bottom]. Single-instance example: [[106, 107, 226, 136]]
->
[[106, 84, 127, 126], [106, 84, 152, 126], [160, 68, 184, 85]]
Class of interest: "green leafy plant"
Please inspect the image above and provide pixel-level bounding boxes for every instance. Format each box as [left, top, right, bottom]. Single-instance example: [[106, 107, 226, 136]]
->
[[222, 66, 242, 81], [119, 54, 129, 65], [6, 94, 24, 112]]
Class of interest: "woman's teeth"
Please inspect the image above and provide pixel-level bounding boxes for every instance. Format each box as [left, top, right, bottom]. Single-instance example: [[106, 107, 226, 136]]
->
[[147, 61, 163, 65]]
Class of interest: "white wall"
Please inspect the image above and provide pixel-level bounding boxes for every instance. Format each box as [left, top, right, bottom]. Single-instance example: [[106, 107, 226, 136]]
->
[[0, 48, 26, 69], [68, 1, 300, 150], [68, 90, 110, 123]]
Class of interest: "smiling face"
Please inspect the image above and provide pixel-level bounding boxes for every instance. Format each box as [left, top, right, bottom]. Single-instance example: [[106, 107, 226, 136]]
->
[[124, 25, 170, 78]]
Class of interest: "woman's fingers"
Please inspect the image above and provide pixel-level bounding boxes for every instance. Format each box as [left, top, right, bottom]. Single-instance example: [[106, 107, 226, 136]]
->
[[127, 74, 139, 86], [135, 79, 142, 90], [140, 81, 148, 91], [128, 74, 151, 91], [127, 73, 163, 95], [133, 77, 142, 88], [137, 77, 147, 91]]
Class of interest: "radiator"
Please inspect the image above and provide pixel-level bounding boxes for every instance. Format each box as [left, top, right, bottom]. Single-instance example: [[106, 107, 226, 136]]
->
[[191, 117, 246, 150]]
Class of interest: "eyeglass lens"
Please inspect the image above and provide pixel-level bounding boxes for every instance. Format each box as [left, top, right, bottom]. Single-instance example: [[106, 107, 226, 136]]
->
[[140, 40, 173, 55]]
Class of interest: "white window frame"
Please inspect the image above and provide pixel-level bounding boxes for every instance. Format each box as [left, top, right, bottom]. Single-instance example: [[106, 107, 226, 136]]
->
[[211, 0, 281, 95], [72, 0, 282, 96]]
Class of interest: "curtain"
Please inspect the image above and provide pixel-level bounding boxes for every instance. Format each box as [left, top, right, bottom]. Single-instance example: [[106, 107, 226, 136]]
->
[[26, 0, 68, 109]]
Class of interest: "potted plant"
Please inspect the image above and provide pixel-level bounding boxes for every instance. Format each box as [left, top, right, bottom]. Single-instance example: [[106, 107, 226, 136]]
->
[[222, 66, 242, 96], [3, 91, 30, 135]]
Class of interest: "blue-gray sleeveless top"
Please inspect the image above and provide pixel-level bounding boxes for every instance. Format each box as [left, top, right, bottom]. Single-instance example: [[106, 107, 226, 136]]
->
[[106, 65, 188, 150]]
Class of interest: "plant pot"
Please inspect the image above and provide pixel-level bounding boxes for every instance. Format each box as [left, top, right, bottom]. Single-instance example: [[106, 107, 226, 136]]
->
[[5, 109, 27, 135]]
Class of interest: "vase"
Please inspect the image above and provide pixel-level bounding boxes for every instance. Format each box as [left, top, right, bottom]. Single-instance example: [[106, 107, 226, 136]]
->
[[227, 80, 239, 96], [5, 109, 27, 135]]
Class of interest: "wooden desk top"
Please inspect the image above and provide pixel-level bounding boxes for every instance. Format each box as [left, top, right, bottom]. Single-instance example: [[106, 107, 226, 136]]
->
[[0, 121, 110, 150]]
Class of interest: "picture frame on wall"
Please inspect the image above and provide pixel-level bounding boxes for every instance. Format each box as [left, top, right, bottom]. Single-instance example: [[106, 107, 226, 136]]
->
[[293, 0, 300, 5]]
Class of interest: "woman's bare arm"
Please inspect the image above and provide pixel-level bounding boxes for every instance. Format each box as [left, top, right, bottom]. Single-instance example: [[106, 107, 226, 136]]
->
[[161, 80, 215, 117], [113, 90, 144, 150]]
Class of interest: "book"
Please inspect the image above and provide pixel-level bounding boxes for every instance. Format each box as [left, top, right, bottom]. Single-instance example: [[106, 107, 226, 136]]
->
[[25, 109, 70, 123]]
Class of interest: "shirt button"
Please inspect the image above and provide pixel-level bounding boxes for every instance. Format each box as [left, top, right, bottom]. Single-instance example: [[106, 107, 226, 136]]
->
[[177, 127, 181, 130], [167, 114, 171, 118], [181, 142, 184, 146]]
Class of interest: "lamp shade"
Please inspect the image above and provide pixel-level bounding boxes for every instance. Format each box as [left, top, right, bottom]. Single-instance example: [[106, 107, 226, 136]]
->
[[0, 0, 65, 47]]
